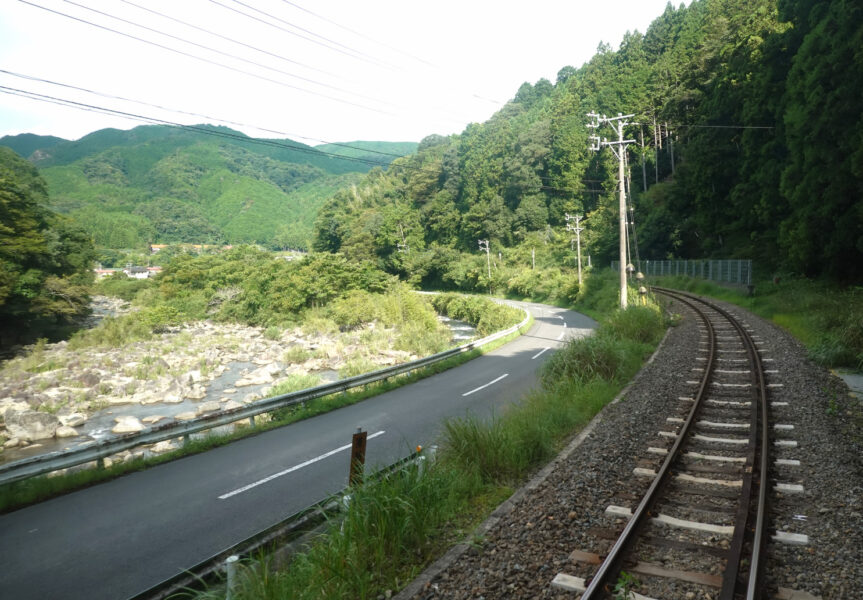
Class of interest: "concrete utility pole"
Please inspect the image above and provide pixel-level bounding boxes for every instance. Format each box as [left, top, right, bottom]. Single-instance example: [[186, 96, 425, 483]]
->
[[565, 213, 585, 286], [587, 111, 636, 308], [478, 239, 491, 292]]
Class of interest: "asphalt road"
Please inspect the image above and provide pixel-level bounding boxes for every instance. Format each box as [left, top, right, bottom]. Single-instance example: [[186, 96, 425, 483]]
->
[[0, 300, 596, 600]]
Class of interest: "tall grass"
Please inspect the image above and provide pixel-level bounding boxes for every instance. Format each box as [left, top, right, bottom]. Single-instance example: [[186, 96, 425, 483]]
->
[[656, 275, 863, 370], [183, 463, 483, 600]]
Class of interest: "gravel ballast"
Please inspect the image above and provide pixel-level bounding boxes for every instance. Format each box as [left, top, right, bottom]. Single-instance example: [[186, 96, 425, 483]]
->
[[396, 297, 863, 599]]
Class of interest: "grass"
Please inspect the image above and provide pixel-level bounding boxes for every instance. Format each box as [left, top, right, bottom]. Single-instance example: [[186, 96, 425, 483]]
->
[[652, 275, 863, 370], [172, 288, 664, 600]]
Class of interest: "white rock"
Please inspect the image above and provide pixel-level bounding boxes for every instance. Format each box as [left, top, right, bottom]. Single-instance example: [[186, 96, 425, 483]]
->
[[235, 363, 281, 387], [223, 400, 243, 411], [142, 415, 165, 424], [59, 413, 88, 427], [0, 399, 31, 418], [196, 401, 221, 415], [107, 396, 136, 406], [112, 416, 144, 434], [5, 410, 60, 441], [152, 440, 179, 454], [55, 426, 79, 438], [184, 369, 204, 384], [174, 411, 197, 421], [162, 392, 185, 404], [3, 437, 20, 449], [184, 384, 207, 400]]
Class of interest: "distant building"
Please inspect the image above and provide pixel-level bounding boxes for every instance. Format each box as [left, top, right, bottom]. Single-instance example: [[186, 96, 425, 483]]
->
[[123, 266, 150, 280]]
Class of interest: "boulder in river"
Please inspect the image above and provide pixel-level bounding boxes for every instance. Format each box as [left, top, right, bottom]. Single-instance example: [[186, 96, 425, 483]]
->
[[5, 410, 60, 441], [196, 401, 221, 415], [55, 425, 79, 438], [59, 413, 88, 427], [112, 416, 145, 434]]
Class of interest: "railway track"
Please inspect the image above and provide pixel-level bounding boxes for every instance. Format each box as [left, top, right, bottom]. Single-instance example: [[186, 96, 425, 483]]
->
[[554, 289, 784, 599]]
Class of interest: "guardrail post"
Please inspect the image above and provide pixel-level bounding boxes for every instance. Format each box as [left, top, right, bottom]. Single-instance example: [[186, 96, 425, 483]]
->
[[225, 555, 239, 600], [249, 415, 256, 427], [349, 428, 367, 487]]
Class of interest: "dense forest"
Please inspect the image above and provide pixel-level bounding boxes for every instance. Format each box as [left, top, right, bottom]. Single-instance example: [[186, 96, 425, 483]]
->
[[314, 0, 862, 282], [0, 147, 95, 340], [0, 125, 416, 251]]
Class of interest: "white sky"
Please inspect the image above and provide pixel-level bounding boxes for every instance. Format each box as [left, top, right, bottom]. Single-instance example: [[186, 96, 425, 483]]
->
[[0, 0, 683, 145]]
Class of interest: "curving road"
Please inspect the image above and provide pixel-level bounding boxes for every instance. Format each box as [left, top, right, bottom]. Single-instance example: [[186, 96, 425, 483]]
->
[[0, 300, 596, 600]]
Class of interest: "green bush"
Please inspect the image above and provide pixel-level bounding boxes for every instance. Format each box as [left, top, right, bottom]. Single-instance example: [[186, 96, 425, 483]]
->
[[67, 314, 152, 349], [94, 273, 154, 301]]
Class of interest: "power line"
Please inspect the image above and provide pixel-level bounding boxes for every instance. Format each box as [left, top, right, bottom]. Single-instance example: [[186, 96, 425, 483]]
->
[[278, 0, 438, 68], [116, 0, 336, 78], [18, 0, 394, 115], [208, 0, 393, 69], [60, 0, 395, 108], [0, 69, 409, 159]]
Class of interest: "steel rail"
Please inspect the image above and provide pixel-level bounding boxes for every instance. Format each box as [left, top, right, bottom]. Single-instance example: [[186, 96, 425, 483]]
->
[[661, 289, 769, 599], [0, 305, 530, 486], [579, 289, 718, 599]]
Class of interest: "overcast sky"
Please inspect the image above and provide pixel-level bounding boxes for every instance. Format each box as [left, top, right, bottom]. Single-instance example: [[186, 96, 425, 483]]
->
[[0, 0, 683, 145]]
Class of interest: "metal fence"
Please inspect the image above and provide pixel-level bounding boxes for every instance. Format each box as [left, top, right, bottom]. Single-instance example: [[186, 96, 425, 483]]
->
[[612, 259, 752, 286], [0, 304, 530, 486]]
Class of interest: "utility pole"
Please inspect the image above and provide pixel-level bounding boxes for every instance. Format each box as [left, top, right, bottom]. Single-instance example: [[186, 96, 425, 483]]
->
[[565, 213, 585, 286], [667, 123, 675, 175], [478, 239, 491, 293], [653, 115, 659, 184], [588, 111, 636, 308], [639, 126, 647, 192]]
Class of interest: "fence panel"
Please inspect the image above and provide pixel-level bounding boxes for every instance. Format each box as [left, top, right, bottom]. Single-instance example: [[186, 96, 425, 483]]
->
[[612, 259, 752, 286]]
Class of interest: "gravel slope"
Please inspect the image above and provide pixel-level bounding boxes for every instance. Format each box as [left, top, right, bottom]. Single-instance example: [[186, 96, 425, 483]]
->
[[396, 297, 863, 600]]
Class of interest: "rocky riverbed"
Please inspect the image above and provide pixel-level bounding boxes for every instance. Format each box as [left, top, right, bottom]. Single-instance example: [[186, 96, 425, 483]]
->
[[0, 299, 475, 464]]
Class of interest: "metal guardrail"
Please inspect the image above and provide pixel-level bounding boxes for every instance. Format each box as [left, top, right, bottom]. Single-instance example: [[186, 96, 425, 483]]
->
[[0, 305, 530, 486]]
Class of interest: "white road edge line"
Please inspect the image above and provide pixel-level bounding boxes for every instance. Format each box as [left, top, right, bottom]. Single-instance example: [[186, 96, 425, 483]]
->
[[462, 373, 509, 397], [219, 430, 386, 500], [532, 347, 551, 360], [556, 330, 565, 340]]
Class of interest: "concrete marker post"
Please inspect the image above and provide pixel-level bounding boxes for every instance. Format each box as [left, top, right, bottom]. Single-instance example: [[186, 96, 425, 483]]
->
[[225, 555, 239, 600]]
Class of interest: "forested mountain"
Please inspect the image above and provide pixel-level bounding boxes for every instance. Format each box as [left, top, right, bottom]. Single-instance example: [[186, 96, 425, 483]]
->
[[314, 0, 862, 282], [0, 125, 415, 250]]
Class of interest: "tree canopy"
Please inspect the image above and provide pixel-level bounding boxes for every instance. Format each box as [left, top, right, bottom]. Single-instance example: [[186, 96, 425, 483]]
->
[[0, 147, 95, 330]]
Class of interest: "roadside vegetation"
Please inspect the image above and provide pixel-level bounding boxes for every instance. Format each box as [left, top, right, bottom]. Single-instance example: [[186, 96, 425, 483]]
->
[[653, 276, 863, 371], [177, 269, 666, 600]]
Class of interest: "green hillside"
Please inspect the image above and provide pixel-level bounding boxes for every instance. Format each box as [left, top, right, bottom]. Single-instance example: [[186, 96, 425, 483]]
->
[[0, 133, 66, 159], [315, 141, 418, 164], [313, 0, 863, 283], [1, 124, 410, 250]]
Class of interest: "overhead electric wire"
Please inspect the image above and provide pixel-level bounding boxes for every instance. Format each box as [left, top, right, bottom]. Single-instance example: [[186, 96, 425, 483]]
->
[[208, 0, 392, 69], [18, 0, 394, 115], [278, 0, 437, 68], [116, 0, 337, 78], [0, 69, 409, 159], [58, 0, 396, 108]]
